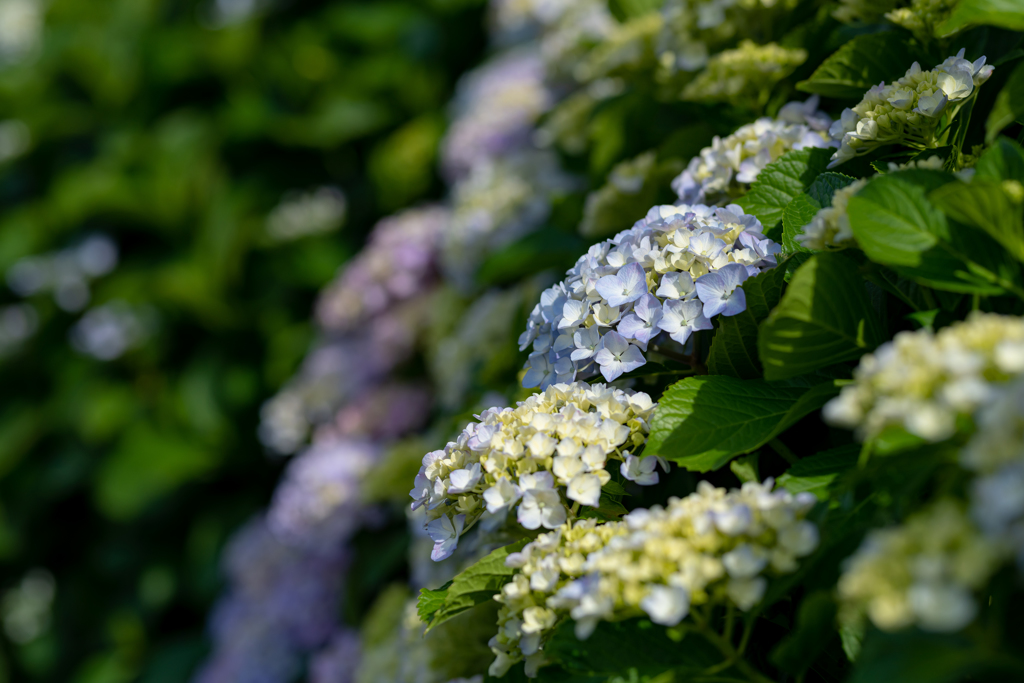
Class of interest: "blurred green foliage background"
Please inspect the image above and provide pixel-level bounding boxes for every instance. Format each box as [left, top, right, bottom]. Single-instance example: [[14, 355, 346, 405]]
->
[[0, 0, 487, 680]]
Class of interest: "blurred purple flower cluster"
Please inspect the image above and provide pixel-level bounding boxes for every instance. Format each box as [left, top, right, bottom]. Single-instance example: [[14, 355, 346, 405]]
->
[[441, 49, 553, 181], [200, 0, 619, 679], [316, 206, 448, 333], [199, 207, 445, 682], [194, 517, 348, 683]]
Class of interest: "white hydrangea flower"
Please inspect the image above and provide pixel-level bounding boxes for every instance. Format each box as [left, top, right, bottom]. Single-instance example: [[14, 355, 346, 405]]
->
[[411, 382, 659, 561], [828, 50, 994, 168], [672, 97, 834, 205], [838, 499, 1003, 633], [489, 479, 818, 676], [823, 313, 1024, 443], [520, 203, 780, 388]]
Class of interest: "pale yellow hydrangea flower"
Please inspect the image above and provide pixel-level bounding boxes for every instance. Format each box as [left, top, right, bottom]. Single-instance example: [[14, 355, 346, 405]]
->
[[824, 313, 1024, 442], [681, 41, 807, 110], [838, 499, 1003, 633], [411, 382, 659, 561], [489, 479, 819, 677]]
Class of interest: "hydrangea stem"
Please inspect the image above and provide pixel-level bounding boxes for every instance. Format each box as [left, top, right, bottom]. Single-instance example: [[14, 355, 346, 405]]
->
[[698, 622, 779, 683]]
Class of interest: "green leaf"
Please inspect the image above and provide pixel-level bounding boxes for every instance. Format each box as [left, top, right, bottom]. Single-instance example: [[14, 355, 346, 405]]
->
[[929, 179, 1024, 262], [770, 591, 840, 676], [850, 631, 1024, 683], [601, 480, 628, 497], [646, 376, 840, 472], [95, 423, 219, 520], [782, 172, 859, 253], [759, 253, 886, 381], [938, 0, 1024, 34], [544, 618, 719, 677], [782, 194, 820, 255], [729, 453, 760, 483], [778, 445, 860, 500], [419, 538, 529, 631], [736, 148, 834, 232], [797, 32, 919, 99], [577, 495, 629, 521], [417, 581, 453, 623], [846, 174, 1011, 294], [975, 137, 1024, 183], [706, 265, 788, 379]]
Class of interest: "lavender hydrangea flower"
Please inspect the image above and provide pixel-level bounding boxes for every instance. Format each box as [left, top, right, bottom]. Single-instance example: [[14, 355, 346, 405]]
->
[[194, 516, 349, 683], [309, 629, 361, 683], [268, 438, 382, 550], [520, 203, 780, 389], [318, 382, 431, 443], [441, 49, 553, 181], [258, 333, 415, 454], [316, 206, 448, 333]]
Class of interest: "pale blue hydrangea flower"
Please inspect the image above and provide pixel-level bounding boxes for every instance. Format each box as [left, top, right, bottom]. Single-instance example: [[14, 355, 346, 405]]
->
[[593, 330, 646, 381], [694, 262, 749, 317], [520, 203, 779, 388]]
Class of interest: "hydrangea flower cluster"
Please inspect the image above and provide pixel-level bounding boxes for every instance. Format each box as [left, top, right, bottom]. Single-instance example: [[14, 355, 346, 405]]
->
[[534, 0, 616, 81], [961, 378, 1024, 570], [828, 50, 994, 168], [837, 500, 1003, 633], [258, 331, 421, 454], [794, 179, 867, 251], [520, 203, 781, 387], [796, 157, 944, 250], [441, 50, 553, 181], [823, 312, 1024, 442], [885, 0, 958, 41], [572, 12, 662, 84], [681, 41, 807, 109], [268, 438, 383, 550], [671, 97, 834, 205], [411, 382, 659, 561], [833, 0, 957, 42], [656, 0, 800, 76], [194, 517, 349, 683], [316, 205, 448, 333], [444, 151, 577, 288], [489, 479, 819, 677]]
